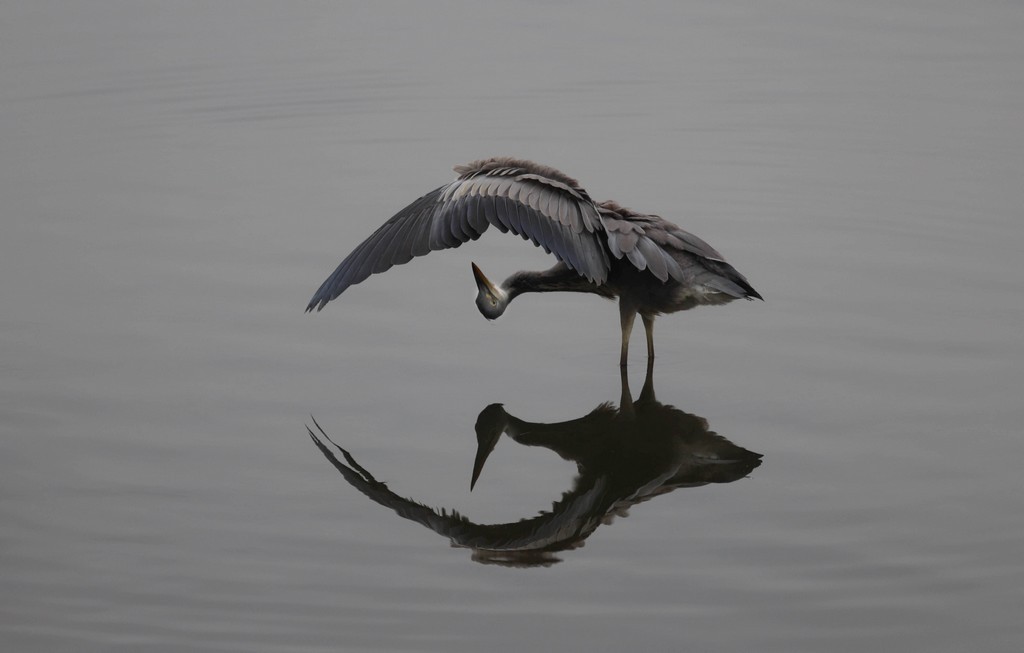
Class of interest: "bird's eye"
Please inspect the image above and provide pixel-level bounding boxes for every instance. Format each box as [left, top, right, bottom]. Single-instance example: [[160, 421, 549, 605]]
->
[[490, 298, 497, 306]]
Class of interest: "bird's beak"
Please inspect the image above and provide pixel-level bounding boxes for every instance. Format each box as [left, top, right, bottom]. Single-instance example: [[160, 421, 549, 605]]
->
[[471, 262, 499, 296]]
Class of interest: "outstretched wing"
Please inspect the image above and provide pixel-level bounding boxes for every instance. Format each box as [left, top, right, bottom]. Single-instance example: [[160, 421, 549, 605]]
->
[[306, 158, 611, 312]]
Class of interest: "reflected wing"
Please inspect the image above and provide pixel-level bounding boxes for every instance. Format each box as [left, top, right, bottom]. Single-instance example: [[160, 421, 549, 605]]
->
[[306, 158, 611, 312]]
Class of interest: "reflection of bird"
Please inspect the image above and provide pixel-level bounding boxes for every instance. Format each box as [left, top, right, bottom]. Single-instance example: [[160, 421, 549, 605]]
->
[[307, 157, 761, 365], [307, 361, 762, 567]]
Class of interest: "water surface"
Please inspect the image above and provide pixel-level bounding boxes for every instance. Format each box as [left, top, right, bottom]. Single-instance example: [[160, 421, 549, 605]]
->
[[2, 2, 1023, 651]]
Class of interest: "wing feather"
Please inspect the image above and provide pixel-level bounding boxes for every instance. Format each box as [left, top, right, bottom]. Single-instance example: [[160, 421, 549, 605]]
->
[[636, 237, 668, 281], [479, 193, 500, 228], [502, 196, 524, 236]]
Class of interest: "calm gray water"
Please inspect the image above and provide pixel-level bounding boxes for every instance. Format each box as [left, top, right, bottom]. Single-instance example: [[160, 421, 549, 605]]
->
[[3, 1, 1023, 651]]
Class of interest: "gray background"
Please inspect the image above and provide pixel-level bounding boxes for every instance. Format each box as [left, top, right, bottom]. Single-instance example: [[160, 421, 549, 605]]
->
[[3, 1, 1023, 651]]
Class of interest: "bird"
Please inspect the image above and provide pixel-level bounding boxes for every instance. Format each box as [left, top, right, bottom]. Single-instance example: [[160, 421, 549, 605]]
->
[[307, 157, 762, 365]]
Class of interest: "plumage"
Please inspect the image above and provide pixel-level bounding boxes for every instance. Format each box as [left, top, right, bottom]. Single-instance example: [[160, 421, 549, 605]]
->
[[307, 157, 762, 365]]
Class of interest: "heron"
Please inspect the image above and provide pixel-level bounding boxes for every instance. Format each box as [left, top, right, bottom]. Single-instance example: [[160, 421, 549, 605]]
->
[[307, 157, 762, 365]]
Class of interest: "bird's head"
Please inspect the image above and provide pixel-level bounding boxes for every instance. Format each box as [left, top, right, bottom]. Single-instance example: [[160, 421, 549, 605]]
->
[[472, 262, 509, 320]]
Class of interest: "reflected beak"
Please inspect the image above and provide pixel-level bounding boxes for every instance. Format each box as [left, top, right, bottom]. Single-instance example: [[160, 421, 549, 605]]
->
[[471, 403, 507, 490], [471, 262, 499, 296]]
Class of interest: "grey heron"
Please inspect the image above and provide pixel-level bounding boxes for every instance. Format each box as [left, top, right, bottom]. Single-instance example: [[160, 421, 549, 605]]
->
[[307, 157, 762, 365]]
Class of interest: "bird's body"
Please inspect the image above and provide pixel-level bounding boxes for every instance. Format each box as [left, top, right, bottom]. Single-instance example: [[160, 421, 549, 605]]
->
[[308, 157, 761, 365]]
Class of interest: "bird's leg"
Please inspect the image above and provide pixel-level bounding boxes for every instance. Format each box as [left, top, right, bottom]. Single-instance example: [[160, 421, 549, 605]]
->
[[638, 356, 656, 404], [619, 363, 635, 418], [619, 303, 637, 367], [642, 314, 655, 361]]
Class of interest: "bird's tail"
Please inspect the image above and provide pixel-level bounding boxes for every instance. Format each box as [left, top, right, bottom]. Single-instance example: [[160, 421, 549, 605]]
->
[[703, 261, 763, 301]]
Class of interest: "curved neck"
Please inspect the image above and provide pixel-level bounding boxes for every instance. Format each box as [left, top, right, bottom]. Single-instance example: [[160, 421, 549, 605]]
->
[[504, 265, 611, 300]]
